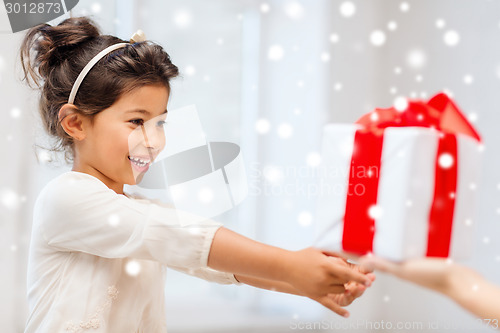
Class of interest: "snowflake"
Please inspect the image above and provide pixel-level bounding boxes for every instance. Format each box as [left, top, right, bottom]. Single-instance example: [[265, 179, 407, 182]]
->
[[436, 19, 446, 29], [277, 123, 293, 138], [443, 30, 460, 46], [339, 2, 356, 18], [284, 2, 304, 20], [260, 3, 270, 13], [320, 52, 331, 62], [297, 211, 313, 227], [329, 33, 340, 43], [463, 74, 474, 85], [255, 118, 271, 134], [438, 153, 454, 169], [198, 187, 214, 204], [468, 112, 478, 123], [1, 189, 20, 210], [393, 96, 409, 111], [306, 152, 321, 167], [370, 30, 386, 47], [400, 2, 410, 12], [263, 165, 285, 183], [268, 45, 284, 61], [407, 49, 427, 69], [387, 21, 397, 31], [368, 205, 384, 219], [10, 108, 21, 119], [173, 9, 192, 28], [91, 3, 101, 14]]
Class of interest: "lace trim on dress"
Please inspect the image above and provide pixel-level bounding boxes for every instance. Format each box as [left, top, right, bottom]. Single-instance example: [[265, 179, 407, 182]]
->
[[65, 285, 119, 332]]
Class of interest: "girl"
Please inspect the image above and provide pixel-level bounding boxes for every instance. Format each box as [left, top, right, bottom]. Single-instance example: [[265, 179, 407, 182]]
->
[[21, 17, 375, 332]]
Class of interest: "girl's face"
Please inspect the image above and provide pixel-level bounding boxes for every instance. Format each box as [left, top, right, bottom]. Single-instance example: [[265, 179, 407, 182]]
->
[[74, 84, 169, 194]]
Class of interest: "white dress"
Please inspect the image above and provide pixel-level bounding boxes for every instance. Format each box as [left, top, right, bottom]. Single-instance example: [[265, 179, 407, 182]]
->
[[25, 171, 240, 333]]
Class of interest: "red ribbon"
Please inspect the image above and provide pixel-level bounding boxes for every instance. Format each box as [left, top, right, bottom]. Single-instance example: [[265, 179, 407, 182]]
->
[[342, 93, 481, 257]]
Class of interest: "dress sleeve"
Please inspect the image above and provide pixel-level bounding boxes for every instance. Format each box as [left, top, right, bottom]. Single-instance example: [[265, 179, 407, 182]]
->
[[168, 265, 242, 285], [36, 173, 223, 269]]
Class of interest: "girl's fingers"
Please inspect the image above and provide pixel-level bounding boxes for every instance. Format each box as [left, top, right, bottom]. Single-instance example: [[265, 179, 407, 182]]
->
[[317, 296, 350, 318], [327, 262, 371, 286], [346, 282, 366, 299], [327, 284, 346, 294]]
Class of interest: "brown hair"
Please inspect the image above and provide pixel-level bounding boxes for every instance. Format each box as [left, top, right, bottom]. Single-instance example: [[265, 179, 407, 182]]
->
[[20, 16, 179, 160]]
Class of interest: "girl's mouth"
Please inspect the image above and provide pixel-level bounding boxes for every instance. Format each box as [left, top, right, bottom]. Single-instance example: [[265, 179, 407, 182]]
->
[[128, 156, 151, 173]]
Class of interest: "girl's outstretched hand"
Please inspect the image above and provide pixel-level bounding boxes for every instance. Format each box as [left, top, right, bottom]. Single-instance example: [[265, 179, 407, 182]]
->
[[287, 248, 375, 317]]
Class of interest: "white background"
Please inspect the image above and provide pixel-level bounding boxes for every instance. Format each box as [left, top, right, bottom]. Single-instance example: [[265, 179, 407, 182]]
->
[[0, 0, 499, 332]]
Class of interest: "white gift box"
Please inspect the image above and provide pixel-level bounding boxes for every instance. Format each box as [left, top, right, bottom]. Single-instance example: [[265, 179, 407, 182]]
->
[[314, 124, 482, 261]]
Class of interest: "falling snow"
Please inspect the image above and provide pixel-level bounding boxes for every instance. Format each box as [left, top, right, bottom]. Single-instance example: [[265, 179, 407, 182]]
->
[[329, 33, 340, 43], [339, 1, 356, 18], [387, 21, 397, 31], [306, 152, 322, 167], [263, 165, 285, 183], [108, 214, 120, 227], [91, 2, 101, 13], [268, 45, 285, 61], [125, 260, 141, 276], [368, 205, 384, 219], [260, 3, 270, 14], [1, 189, 20, 210], [10, 108, 21, 119], [277, 123, 293, 138], [463, 74, 474, 85], [407, 49, 427, 69], [444, 30, 460, 46], [284, 2, 304, 20], [184, 65, 196, 76], [297, 211, 313, 226], [436, 19, 446, 29], [255, 118, 271, 134], [370, 30, 387, 47], [394, 96, 409, 111], [438, 153, 454, 169], [198, 187, 214, 203], [400, 2, 410, 12], [320, 52, 331, 62], [173, 9, 193, 28]]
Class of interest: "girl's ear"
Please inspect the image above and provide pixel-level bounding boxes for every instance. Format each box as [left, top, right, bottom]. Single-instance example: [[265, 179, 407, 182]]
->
[[58, 104, 87, 141]]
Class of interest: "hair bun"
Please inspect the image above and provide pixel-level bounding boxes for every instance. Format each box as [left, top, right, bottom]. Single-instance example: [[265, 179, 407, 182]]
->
[[21, 17, 101, 85]]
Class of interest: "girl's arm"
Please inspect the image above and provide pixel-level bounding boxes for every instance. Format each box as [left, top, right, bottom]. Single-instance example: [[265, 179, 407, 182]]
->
[[208, 227, 374, 317], [360, 256, 500, 326], [234, 274, 372, 308]]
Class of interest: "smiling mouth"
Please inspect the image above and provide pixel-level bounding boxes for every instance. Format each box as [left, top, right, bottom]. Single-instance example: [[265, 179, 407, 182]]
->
[[128, 156, 151, 168]]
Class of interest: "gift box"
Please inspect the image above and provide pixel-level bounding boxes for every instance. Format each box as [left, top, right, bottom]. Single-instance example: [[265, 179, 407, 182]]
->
[[314, 93, 483, 261]]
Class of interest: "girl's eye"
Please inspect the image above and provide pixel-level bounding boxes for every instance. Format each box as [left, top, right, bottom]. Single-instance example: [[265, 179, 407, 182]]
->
[[129, 119, 144, 126]]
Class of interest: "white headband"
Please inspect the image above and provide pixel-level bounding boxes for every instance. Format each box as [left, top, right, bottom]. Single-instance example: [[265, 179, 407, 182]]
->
[[67, 30, 147, 105]]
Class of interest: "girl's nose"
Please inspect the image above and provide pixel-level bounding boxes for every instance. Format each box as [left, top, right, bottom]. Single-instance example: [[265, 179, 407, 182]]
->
[[141, 122, 165, 151]]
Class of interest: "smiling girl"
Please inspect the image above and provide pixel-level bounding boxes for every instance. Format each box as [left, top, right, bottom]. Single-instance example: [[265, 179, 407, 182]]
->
[[21, 17, 374, 332]]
